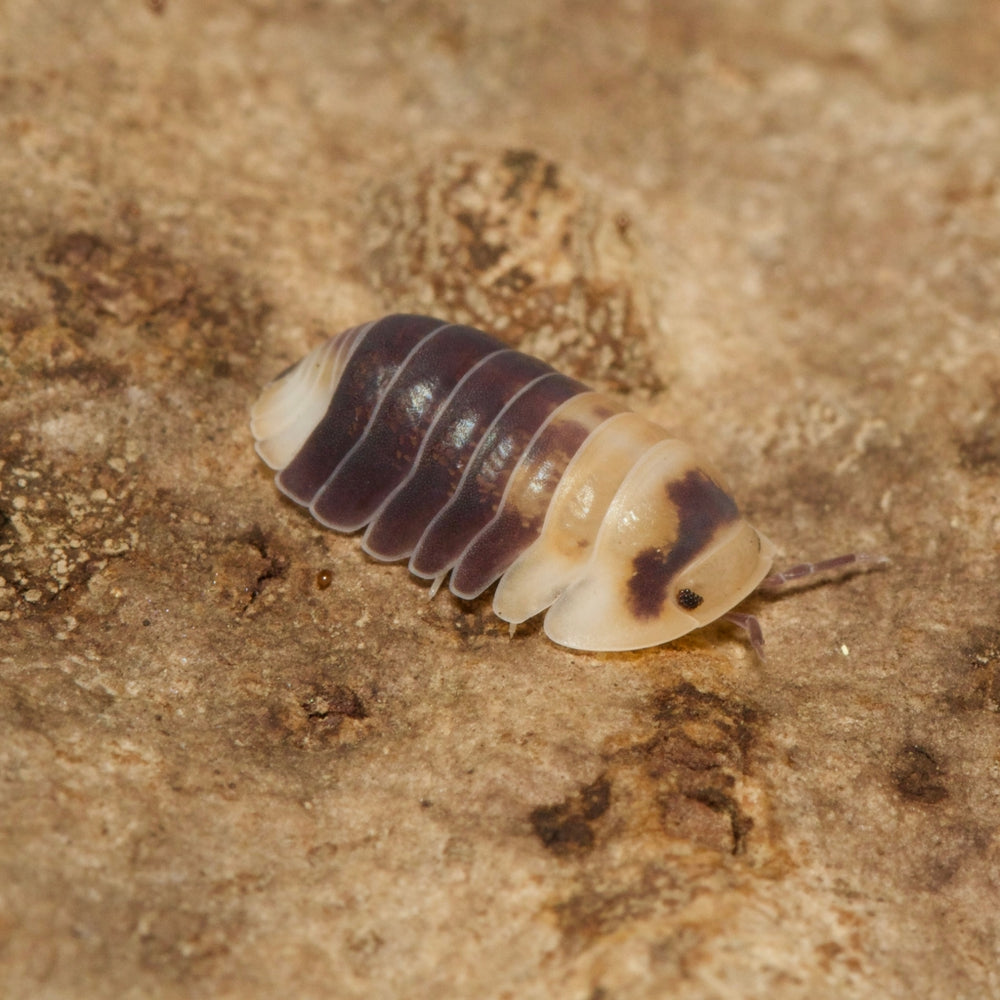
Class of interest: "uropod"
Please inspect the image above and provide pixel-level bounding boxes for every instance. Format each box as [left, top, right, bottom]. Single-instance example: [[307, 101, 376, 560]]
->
[[251, 315, 878, 655]]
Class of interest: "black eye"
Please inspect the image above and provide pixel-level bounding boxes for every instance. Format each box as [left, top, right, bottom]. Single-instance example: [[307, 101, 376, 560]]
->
[[677, 588, 704, 610]]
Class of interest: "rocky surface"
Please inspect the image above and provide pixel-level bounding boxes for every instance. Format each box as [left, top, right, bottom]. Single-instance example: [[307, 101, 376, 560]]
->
[[1, 2, 998, 998]]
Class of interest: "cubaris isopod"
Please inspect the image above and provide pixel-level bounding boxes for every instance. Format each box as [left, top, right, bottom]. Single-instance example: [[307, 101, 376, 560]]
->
[[251, 314, 881, 654]]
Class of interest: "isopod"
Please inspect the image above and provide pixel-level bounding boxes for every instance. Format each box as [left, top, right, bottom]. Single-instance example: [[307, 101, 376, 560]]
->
[[251, 315, 877, 654]]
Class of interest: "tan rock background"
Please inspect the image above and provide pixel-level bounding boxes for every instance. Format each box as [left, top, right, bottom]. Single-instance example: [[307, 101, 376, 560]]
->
[[1, 2, 998, 997]]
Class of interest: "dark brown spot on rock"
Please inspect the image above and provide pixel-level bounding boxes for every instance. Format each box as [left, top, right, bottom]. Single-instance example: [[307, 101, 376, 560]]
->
[[956, 393, 1000, 473], [892, 745, 948, 803], [530, 775, 611, 857], [236, 525, 287, 611], [626, 683, 759, 854], [501, 148, 541, 199], [301, 683, 368, 722], [49, 357, 128, 391], [37, 228, 272, 370], [532, 812, 594, 854], [957, 426, 1000, 471], [950, 625, 1000, 713], [7, 307, 39, 337], [494, 265, 534, 292], [45, 230, 113, 268], [551, 866, 680, 943], [579, 776, 612, 820], [263, 679, 373, 753]]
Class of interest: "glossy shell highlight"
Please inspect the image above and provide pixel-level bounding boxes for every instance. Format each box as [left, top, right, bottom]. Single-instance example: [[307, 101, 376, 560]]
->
[[251, 315, 775, 651]]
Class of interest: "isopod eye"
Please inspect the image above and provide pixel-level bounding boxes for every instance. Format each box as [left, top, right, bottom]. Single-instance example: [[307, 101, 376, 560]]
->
[[676, 588, 704, 610]]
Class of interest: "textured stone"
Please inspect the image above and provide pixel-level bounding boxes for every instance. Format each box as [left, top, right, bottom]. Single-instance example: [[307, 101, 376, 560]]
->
[[1, 2, 999, 998]]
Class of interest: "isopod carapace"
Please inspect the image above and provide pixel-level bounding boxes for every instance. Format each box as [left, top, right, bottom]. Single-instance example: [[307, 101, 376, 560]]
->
[[251, 314, 777, 652]]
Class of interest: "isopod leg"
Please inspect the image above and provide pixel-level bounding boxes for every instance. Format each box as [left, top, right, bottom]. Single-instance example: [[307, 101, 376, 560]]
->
[[758, 552, 889, 591], [722, 612, 766, 661]]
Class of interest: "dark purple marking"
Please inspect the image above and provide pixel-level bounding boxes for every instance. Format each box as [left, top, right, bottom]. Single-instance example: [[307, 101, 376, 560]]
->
[[278, 315, 446, 504], [626, 469, 740, 620], [310, 323, 505, 530], [410, 372, 587, 579], [450, 416, 600, 599], [363, 349, 554, 560]]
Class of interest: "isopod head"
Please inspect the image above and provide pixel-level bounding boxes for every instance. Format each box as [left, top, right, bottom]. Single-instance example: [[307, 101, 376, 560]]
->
[[494, 439, 776, 651]]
